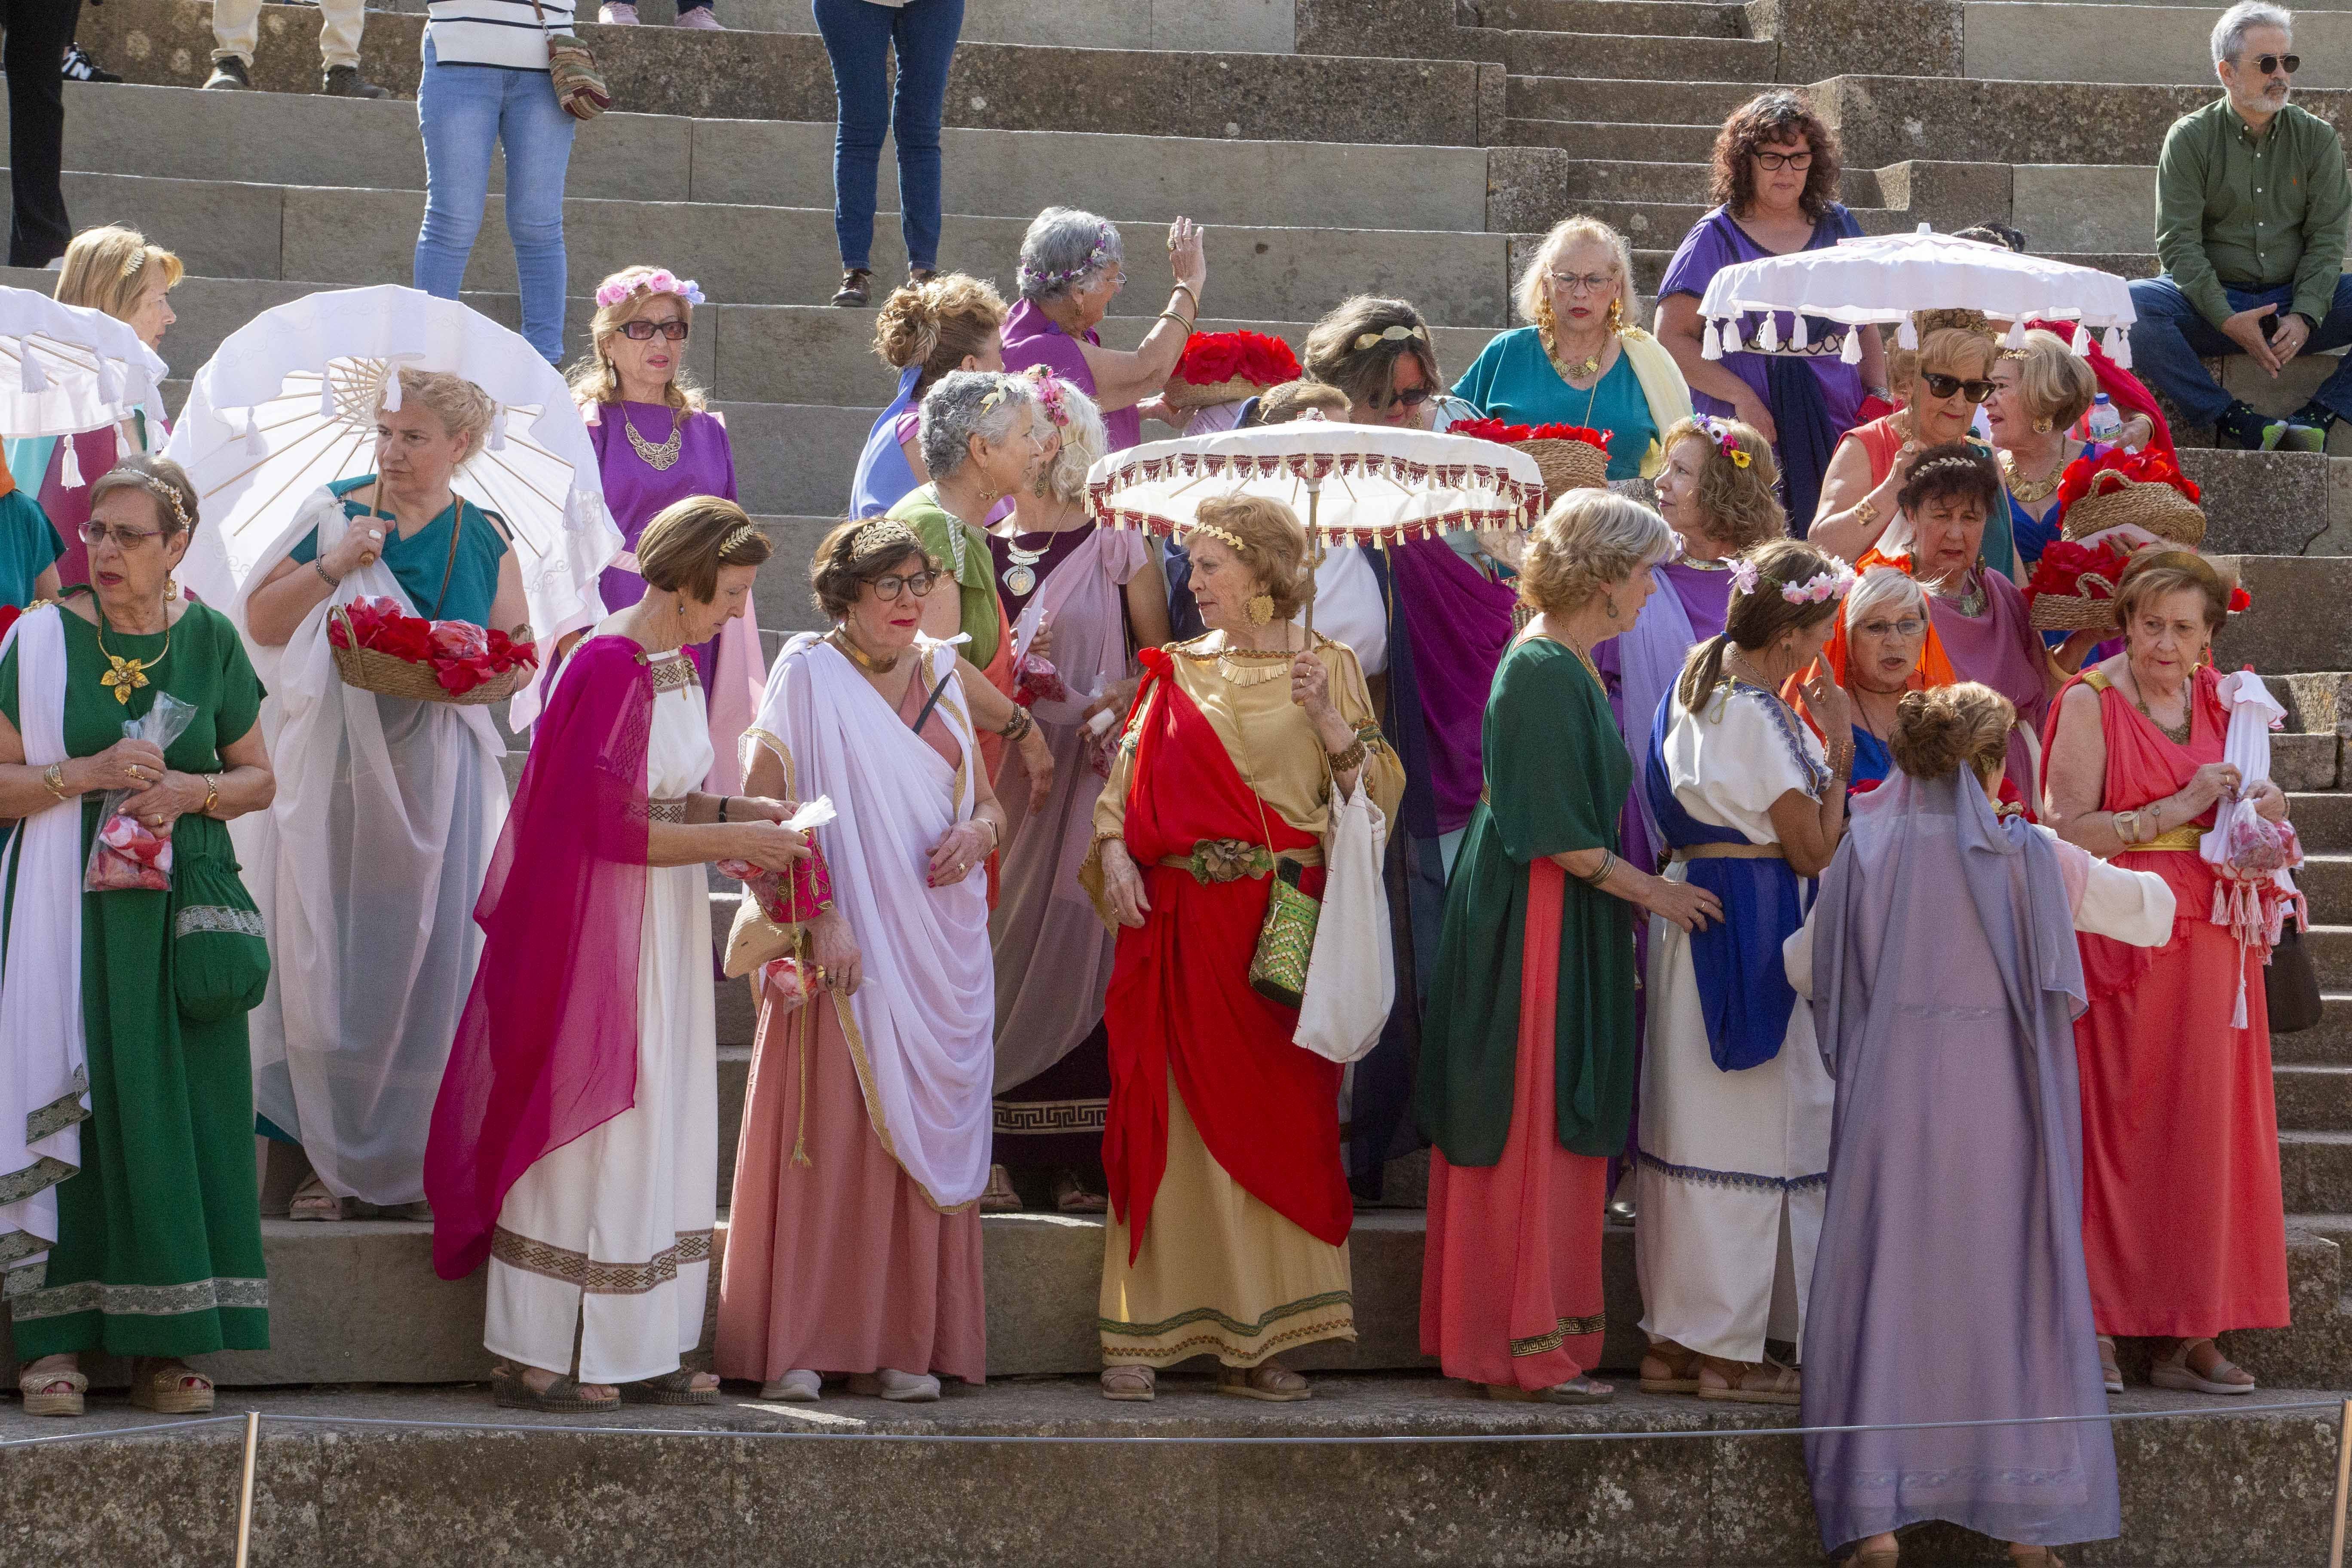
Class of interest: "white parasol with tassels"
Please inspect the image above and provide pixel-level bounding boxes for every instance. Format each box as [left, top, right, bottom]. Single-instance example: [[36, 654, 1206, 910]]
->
[[0, 285, 169, 449], [167, 285, 620, 726]]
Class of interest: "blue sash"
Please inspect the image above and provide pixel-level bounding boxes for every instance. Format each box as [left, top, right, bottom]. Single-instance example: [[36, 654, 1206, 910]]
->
[[848, 366, 922, 519], [1645, 692, 1807, 1071]]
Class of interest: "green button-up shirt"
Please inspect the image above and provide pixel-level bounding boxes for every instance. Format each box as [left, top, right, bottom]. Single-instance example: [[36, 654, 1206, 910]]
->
[[2154, 97, 2352, 330]]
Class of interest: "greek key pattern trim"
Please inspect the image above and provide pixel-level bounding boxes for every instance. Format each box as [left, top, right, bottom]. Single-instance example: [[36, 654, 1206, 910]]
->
[[490, 1225, 714, 1296], [1510, 1313, 1610, 1359], [1637, 1149, 1828, 1195], [649, 655, 698, 692], [992, 1099, 1109, 1136], [24, 1066, 89, 1144], [11, 1275, 269, 1321], [175, 905, 266, 940]]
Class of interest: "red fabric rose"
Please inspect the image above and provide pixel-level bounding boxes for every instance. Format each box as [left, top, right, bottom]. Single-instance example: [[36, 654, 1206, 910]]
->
[[2055, 445, 2201, 512], [2024, 539, 2134, 605], [2229, 584, 2253, 613], [1450, 417, 1610, 453], [1173, 330, 1300, 389]]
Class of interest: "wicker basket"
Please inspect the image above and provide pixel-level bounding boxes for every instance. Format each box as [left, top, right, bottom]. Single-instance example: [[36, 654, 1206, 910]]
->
[[2027, 573, 2123, 632], [1163, 375, 1268, 412], [1517, 437, 1608, 497], [328, 605, 531, 707], [2061, 474, 2207, 548]]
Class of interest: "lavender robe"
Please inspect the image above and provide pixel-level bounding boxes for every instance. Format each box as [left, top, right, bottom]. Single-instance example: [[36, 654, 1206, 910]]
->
[[1798, 769, 2118, 1553]]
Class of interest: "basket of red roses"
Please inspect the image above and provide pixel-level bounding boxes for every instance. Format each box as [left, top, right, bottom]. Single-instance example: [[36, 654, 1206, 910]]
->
[[1449, 417, 1611, 499], [327, 596, 539, 705], [1163, 330, 1302, 411], [2024, 539, 2136, 631], [2058, 447, 2207, 548]]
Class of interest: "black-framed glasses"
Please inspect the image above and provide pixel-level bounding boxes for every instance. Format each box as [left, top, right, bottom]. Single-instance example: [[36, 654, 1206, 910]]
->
[[2249, 51, 2301, 74], [78, 521, 165, 548], [868, 569, 940, 602], [619, 319, 690, 342], [1368, 385, 1431, 410], [1920, 371, 1996, 404], [1753, 150, 1814, 171]]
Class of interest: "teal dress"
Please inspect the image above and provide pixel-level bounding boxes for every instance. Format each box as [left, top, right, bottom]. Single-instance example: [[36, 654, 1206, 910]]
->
[[288, 477, 509, 626], [1451, 325, 1656, 482], [0, 487, 60, 609]]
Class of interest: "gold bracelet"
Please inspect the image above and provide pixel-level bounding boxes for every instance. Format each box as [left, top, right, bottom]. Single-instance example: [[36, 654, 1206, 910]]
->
[[1579, 851, 1616, 889], [42, 761, 70, 802], [1157, 309, 1195, 336], [2115, 808, 2141, 844], [201, 776, 220, 817], [1326, 736, 1369, 773], [1850, 496, 1880, 530]]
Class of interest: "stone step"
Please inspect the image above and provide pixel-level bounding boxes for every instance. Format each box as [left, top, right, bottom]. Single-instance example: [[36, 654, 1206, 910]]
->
[[1470, 0, 1752, 38], [2302, 857, 2352, 928], [551, 0, 1301, 52], [2309, 927, 2352, 993], [80, 0, 1487, 145], [40, 168, 1518, 327], [2281, 1127, 2352, 1213], [1961, 1, 2352, 89], [2293, 794, 2352, 846], [39, 80, 1494, 236], [1502, 27, 1777, 80], [1548, 156, 1718, 203], [1507, 71, 1767, 126], [5, 1381, 2339, 1568], [2275, 1063, 2352, 1132], [1506, 116, 1727, 161], [2213, 558, 2352, 676]]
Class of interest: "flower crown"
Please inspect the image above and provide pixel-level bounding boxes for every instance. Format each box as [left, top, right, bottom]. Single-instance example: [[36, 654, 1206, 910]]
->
[[595, 268, 705, 309], [1020, 224, 1118, 291], [1728, 554, 1855, 605], [1023, 365, 1073, 429], [1700, 416, 1752, 470]]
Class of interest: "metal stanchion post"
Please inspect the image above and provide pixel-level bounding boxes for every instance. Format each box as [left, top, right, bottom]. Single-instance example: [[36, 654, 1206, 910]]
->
[[2330, 1398, 2352, 1568], [233, 1410, 260, 1568]]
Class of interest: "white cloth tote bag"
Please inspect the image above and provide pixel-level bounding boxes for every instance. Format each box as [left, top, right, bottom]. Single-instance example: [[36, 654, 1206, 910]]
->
[[1292, 779, 1393, 1064]]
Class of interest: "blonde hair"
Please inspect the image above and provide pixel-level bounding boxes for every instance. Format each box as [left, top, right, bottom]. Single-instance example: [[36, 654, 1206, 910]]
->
[[386, 369, 496, 461], [55, 225, 182, 324], [1658, 417, 1785, 551], [1890, 682, 2015, 787], [2003, 328, 2097, 433], [874, 273, 1008, 399], [637, 496, 772, 603], [569, 266, 709, 413], [1517, 216, 1641, 340], [1193, 493, 1311, 620], [1518, 490, 1675, 617], [87, 453, 199, 539], [1034, 379, 1110, 508]]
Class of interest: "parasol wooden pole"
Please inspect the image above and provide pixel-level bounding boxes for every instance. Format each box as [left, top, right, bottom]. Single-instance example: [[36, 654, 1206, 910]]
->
[[1305, 475, 1322, 637]]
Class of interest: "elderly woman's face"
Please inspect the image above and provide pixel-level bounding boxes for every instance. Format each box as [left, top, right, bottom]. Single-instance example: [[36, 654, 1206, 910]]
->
[[970, 403, 1047, 499], [681, 562, 759, 646], [1188, 537, 1269, 635], [1914, 492, 1988, 582], [846, 550, 937, 654], [1605, 559, 1660, 622], [1354, 352, 1431, 429], [126, 279, 176, 350], [1066, 263, 1125, 333], [1845, 597, 1928, 694], [1545, 239, 1623, 337], [1983, 358, 2043, 450], [605, 300, 688, 396], [1748, 134, 1813, 214], [375, 402, 472, 499], [2125, 585, 2215, 689], [1908, 359, 1988, 445], [84, 487, 187, 610], [1653, 437, 1712, 547]]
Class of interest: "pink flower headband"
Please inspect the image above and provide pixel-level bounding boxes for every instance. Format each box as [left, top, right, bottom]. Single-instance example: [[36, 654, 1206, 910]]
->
[[596, 268, 705, 309], [1020, 223, 1118, 292], [1024, 365, 1074, 430], [1728, 555, 1855, 604], [1701, 416, 1752, 470]]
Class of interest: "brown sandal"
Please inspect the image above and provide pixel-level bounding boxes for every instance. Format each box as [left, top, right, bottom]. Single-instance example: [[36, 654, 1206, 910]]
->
[[1698, 1355, 1801, 1406], [1639, 1339, 1703, 1394], [128, 1359, 214, 1414], [492, 1366, 619, 1412], [18, 1357, 87, 1417], [1218, 1363, 1310, 1402], [287, 1171, 344, 1222], [619, 1367, 719, 1406], [1054, 1169, 1108, 1213], [978, 1164, 1023, 1212], [1099, 1366, 1156, 1402]]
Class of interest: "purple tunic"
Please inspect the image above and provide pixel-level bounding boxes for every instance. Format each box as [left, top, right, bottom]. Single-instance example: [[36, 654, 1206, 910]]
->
[[1000, 298, 1143, 453], [1388, 536, 1518, 836], [1928, 569, 2051, 800], [589, 401, 739, 613], [1659, 206, 1868, 435]]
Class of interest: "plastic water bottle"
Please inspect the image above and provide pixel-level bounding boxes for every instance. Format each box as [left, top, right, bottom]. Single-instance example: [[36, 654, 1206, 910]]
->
[[2087, 392, 2122, 443]]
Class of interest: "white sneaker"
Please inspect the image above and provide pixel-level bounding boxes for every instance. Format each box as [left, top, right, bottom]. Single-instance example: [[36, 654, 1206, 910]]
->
[[597, 3, 639, 21], [848, 1368, 940, 1402], [674, 6, 724, 26], [760, 1369, 821, 1402]]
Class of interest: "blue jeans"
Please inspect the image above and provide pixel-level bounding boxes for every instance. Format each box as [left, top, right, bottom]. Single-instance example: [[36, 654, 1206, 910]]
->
[[812, 0, 964, 272], [2127, 271, 2352, 425], [413, 37, 577, 364]]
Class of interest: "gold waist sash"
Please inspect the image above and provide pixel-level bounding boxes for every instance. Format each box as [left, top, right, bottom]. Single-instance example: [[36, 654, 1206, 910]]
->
[[1672, 842, 1786, 861], [2125, 826, 2204, 853], [1158, 838, 1324, 884]]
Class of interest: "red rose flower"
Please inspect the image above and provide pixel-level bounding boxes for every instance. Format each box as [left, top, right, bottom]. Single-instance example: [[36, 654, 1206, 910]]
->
[[2056, 445, 2201, 512], [1173, 330, 1300, 389]]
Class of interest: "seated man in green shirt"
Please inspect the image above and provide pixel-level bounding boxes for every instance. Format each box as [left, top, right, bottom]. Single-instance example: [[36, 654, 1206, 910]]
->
[[2128, 1, 2352, 451]]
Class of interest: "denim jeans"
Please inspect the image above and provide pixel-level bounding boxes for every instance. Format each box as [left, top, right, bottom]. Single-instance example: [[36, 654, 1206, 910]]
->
[[812, 0, 965, 272], [413, 37, 577, 363], [2126, 271, 2352, 426]]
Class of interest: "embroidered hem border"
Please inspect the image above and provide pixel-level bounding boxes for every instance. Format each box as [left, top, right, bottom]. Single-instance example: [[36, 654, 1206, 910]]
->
[[992, 1099, 1109, 1136], [1099, 1289, 1356, 1366], [1637, 1149, 1828, 1195], [11, 1275, 269, 1321], [1510, 1312, 1609, 1358], [1733, 684, 1832, 801], [490, 1225, 714, 1296], [175, 904, 266, 939], [0, 1152, 77, 1209], [22, 1066, 88, 1145]]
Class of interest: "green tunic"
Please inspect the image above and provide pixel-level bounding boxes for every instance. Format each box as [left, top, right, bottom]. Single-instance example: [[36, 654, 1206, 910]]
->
[[887, 483, 1001, 670], [1415, 638, 1637, 1165], [288, 476, 511, 626], [1, 597, 270, 1357]]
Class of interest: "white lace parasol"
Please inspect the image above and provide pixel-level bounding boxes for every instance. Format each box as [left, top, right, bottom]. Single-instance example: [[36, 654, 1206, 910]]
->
[[0, 285, 169, 441]]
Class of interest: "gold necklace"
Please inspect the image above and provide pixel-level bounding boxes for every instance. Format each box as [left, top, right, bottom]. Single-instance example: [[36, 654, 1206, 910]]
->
[[2126, 670, 2193, 745], [1562, 635, 1604, 692], [622, 404, 683, 471], [2000, 447, 2067, 505], [1204, 630, 1298, 687], [829, 625, 900, 676], [94, 603, 171, 705], [1544, 325, 1607, 383]]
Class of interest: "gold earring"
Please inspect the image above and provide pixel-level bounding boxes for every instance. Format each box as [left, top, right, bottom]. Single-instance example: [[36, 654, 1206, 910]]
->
[[164, 575, 180, 601], [1604, 594, 1619, 621], [1607, 297, 1624, 333], [1245, 592, 1276, 626], [2033, 416, 2053, 435]]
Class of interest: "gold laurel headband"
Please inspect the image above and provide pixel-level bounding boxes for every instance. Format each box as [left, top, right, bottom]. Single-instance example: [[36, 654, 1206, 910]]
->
[[129, 474, 193, 533], [849, 518, 921, 561], [719, 522, 767, 556], [1187, 522, 1248, 553], [1351, 323, 1428, 352]]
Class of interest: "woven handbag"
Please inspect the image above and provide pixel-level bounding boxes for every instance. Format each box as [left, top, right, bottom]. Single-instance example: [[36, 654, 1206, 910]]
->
[[1247, 859, 1320, 1008], [530, 0, 610, 119]]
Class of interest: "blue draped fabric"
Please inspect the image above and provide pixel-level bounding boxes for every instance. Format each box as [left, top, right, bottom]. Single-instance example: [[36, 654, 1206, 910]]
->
[[848, 365, 923, 519], [1645, 693, 1807, 1071], [1767, 354, 1837, 537]]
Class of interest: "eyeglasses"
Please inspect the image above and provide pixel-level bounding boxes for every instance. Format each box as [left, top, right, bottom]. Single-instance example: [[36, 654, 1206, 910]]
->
[[868, 569, 940, 602], [78, 521, 165, 549], [1752, 150, 1814, 172], [1546, 270, 1617, 295], [2247, 52, 2300, 74], [1367, 386, 1430, 410], [619, 320, 690, 342], [1919, 371, 1996, 404], [1854, 616, 1927, 640]]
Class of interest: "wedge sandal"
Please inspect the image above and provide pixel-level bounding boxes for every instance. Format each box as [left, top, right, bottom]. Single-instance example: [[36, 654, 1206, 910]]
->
[[1698, 1356, 1801, 1407], [128, 1360, 214, 1414], [18, 1361, 87, 1417], [2148, 1338, 2255, 1396], [491, 1367, 619, 1413], [1639, 1340, 1703, 1394], [1217, 1363, 1309, 1402], [619, 1367, 719, 1406]]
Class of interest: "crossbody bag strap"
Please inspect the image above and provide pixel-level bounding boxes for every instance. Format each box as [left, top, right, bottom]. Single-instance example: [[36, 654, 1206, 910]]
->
[[429, 499, 465, 621]]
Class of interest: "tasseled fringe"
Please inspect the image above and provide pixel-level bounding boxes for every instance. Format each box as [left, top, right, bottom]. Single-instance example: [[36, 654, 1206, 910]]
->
[[1757, 312, 1781, 353], [488, 404, 509, 451], [1789, 312, 1810, 351], [2070, 321, 2092, 355], [381, 365, 404, 412], [18, 339, 47, 395], [57, 439, 82, 490], [245, 407, 267, 456], [95, 356, 122, 407], [1896, 318, 1920, 350], [1839, 330, 1863, 366], [2104, 327, 2131, 369], [2003, 317, 2028, 351], [1701, 318, 1724, 361], [790, 959, 815, 1168], [318, 373, 337, 420]]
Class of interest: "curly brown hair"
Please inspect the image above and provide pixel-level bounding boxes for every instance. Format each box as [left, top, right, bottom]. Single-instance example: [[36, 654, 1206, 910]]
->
[[1658, 416, 1787, 551], [1890, 683, 2015, 787], [1710, 92, 1842, 225]]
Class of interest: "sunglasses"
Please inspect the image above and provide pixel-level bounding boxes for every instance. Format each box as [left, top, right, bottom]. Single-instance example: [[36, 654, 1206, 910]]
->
[[1368, 386, 1431, 410], [1919, 371, 1996, 404], [1752, 150, 1814, 172], [868, 569, 940, 602], [78, 521, 166, 548], [619, 319, 690, 342], [2246, 52, 2300, 74]]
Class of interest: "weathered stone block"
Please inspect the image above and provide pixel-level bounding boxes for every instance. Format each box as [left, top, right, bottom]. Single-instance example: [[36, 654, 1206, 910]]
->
[[1757, 0, 1962, 84]]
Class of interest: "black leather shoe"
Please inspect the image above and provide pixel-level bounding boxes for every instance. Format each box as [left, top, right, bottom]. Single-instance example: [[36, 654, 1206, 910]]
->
[[831, 267, 873, 307], [323, 64, 389, 98]]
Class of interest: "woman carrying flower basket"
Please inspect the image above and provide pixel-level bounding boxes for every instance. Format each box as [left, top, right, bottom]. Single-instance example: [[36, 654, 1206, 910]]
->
[[232, 368, 534, 1223], [1161, 330, 1301, 434]]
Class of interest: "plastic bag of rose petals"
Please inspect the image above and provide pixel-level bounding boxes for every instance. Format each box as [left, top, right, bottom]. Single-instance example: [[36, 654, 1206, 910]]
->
[[86, 692, 196, 892], [2217, 792, 2292, 876]]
